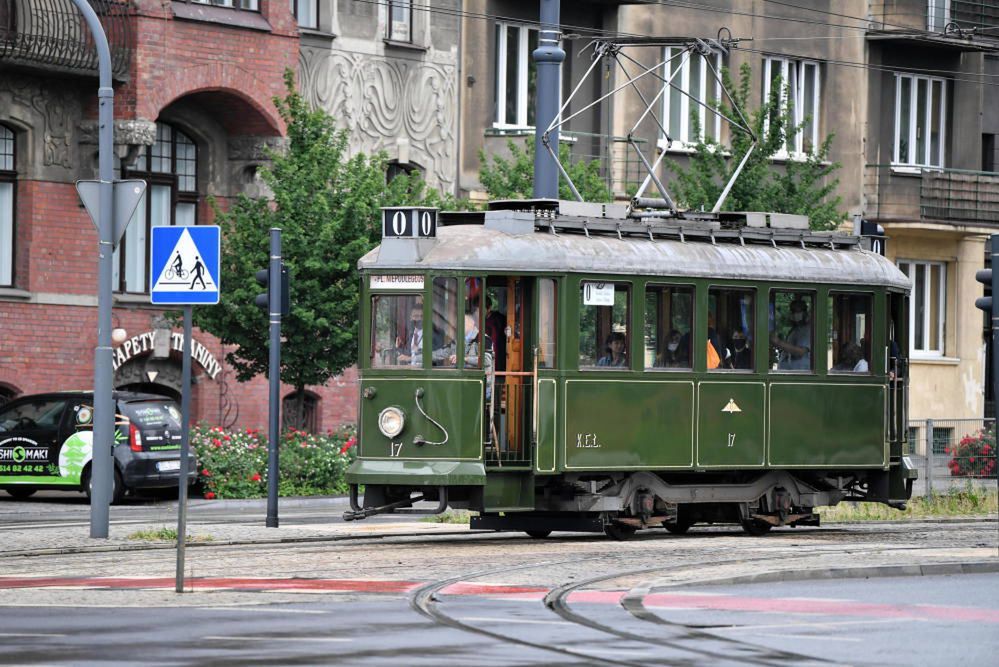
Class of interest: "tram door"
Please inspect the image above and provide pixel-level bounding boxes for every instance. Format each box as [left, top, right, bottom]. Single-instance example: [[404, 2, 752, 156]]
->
[[887, 292, 909, 452], [486, 276, 534, 463]]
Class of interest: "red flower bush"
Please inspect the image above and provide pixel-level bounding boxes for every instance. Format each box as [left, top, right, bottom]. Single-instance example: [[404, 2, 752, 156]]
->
[[190, 423, 357, 499], [946, 429, 997, 478], [204, 491, 216, 500]]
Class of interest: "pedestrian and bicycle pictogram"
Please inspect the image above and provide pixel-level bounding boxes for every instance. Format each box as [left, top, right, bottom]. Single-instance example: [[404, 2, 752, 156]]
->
[[150, 226, 221, 304]]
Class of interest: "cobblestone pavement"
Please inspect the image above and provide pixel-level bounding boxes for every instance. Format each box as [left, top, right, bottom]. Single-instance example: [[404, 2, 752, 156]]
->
[[2, 496, 996, 609]]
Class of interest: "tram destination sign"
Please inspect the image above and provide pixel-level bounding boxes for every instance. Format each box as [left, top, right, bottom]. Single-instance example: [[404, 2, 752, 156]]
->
[[382, 207, 438, 239], [370, 275, 425, 290]]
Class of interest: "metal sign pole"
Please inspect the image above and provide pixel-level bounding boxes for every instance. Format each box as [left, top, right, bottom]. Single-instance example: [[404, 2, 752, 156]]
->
[[266, 228, 281, 528], [175, 306, 193, 592], [989, 235, 998, 557], [69, 0, 114, 539]]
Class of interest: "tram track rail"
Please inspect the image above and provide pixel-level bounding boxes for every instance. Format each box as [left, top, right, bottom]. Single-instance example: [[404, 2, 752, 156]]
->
[[407, 541, 986, 667]]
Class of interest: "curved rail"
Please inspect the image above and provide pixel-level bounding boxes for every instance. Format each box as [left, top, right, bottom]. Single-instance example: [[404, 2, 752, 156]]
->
[[543, 559, 830, 667]]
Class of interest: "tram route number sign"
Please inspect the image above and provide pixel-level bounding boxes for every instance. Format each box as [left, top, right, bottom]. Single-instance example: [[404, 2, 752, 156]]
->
[[582, 282, 615, 306], [382, 207, 438, 239]]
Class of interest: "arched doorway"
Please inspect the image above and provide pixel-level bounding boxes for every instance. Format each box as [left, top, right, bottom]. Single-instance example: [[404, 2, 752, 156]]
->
[[114, 355, 183, 402]]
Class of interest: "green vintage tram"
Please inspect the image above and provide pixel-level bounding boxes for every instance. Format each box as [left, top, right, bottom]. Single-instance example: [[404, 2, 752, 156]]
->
[[345, 201, 915, 537]]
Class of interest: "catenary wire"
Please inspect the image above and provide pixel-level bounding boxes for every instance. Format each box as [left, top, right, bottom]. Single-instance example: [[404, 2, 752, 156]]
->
[[349, 0, 999, 88]]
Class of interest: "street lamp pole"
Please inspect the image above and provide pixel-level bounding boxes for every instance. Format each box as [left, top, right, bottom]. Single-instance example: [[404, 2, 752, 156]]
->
[[71, 0, 115, 538]]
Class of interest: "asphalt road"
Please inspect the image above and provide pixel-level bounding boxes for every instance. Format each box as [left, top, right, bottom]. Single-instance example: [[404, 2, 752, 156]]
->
[[0, 574, 995, 666], [2, 494, 997, 666]]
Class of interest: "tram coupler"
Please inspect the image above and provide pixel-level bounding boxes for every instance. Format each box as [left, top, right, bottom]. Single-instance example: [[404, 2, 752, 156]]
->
[[343, 485, 449, 521]]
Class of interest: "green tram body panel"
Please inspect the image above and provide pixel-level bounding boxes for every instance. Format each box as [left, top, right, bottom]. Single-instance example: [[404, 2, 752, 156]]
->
[[697, 382, 766, 468], [535, 378, 558, 473], [563, 379, 694, 470], [769, 383, 886, 467], [357, 378, 483, 462]]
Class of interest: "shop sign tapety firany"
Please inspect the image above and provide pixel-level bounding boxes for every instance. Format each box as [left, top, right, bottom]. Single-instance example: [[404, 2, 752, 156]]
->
[[112, 330, 222, 379]]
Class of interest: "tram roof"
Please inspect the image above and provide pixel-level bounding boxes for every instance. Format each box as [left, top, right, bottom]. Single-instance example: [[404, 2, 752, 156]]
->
[[359, 218, 910, 290]]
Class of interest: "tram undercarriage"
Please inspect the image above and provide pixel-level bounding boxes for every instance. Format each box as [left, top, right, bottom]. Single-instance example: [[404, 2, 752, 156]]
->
[[345, 461, 917, 537]]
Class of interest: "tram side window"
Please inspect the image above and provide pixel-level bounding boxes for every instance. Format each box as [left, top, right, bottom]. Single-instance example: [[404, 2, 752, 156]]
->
[[432, 277, 458, 368], [769, 290, 815, 372], [538, 278, 557, 369], [828, 293, 872, 373], [708, 287, 755, 371], [579, 281, 630, 369], [371, 294, 424, 368], [645, 284, 693, 370], [463, 277, 485, 369]]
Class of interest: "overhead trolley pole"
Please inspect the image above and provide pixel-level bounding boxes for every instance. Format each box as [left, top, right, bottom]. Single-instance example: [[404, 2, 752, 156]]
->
[[533, 0, 564, 199]]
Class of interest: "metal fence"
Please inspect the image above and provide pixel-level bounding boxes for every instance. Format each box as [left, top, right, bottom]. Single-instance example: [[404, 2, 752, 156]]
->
[[907, 418, 996, 495]]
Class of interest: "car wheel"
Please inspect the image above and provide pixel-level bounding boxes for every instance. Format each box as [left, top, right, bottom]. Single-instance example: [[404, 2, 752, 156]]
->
[[6, 487, 36, 500], [83, 466, 126, 505]]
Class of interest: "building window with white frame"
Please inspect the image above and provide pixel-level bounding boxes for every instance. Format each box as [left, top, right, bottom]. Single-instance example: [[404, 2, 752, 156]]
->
[[894, 73, 947, 168], [386, 0, 412, 42], [494, 22, 539, 129], [662, 47, 722, 147], [0, 124, 14, 287], [116, 123, 199, 294], [897, 260, 946, 356], [290, 0, 318, 29], [191, 0, 259, 10], [928, 0, 950, 31], [762, 56, 821, 157]]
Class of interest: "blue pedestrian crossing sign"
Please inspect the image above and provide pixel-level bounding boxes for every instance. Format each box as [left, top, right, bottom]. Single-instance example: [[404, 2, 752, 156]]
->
[[150, 226, 221, 305]]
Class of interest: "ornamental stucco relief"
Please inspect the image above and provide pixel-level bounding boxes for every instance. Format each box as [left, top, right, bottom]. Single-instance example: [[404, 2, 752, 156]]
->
[[0, 76, 79, 169], [300, 47, 457, 191]]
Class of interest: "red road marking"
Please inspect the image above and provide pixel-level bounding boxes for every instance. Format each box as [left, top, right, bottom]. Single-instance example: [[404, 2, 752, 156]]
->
[[1, 576, 996, 623]]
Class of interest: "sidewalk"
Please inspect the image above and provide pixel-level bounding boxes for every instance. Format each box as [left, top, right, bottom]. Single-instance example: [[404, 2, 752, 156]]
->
[[1, 496, 469, 558]]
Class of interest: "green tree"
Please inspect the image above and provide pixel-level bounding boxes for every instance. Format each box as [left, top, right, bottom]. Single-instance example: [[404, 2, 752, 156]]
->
[[193, 71, 450, 427], [479, 139, 612, 202], [667, 63, 845, 231]]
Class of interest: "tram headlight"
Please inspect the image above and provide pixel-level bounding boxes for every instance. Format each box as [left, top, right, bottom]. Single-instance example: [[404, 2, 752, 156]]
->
[[378, 406, 406, 439]]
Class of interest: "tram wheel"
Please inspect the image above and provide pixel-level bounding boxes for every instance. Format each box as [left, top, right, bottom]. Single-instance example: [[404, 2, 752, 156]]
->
[[525, 530, 552, 539], [740, 519, 773, 536], [664, 520, 692, 535], [604, 523, 638, 541]]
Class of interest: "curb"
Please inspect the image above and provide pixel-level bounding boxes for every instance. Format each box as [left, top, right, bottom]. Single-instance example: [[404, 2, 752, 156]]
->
[[0, 527, 475, 559], [182, 495, 351, 511], [667, 560, 999, 589]]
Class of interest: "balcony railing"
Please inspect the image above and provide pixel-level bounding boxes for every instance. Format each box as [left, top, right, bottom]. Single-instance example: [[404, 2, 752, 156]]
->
[[0, 0, 131, 78], [865, 164, 999, 225], [868, 1, 999, 33]]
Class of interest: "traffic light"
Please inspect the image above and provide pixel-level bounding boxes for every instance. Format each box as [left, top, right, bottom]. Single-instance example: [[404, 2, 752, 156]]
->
[[254, 263, 291, 316], [976, 268, 993, 315], [977, 235, 997, 316]]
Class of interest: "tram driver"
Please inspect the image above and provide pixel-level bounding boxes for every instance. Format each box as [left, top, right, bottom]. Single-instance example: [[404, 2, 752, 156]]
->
[[771, 298, 812, 370]]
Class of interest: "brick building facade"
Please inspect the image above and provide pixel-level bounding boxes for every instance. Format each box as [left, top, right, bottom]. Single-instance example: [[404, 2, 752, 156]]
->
[[0, 0, 359, 431]]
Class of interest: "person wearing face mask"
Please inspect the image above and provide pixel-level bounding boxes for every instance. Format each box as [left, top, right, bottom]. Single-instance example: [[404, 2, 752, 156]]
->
[[396, 303, 425, 366], [770, 298, 811, 370], [726, 328, 753, 369], [656, 329, 689, 368]]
